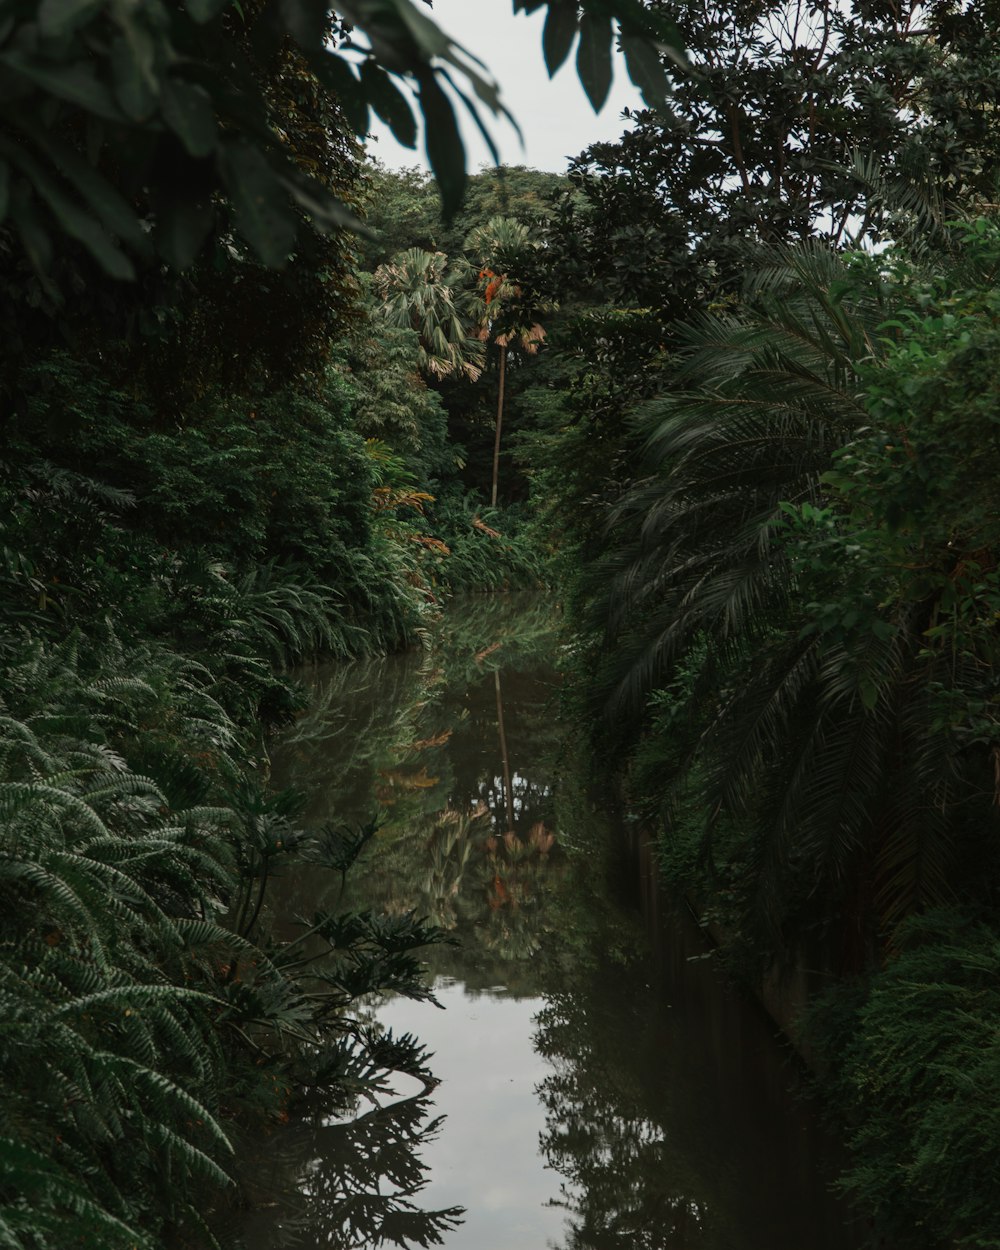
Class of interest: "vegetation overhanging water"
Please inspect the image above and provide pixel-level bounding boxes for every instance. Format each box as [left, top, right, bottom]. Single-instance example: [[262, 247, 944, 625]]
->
[[4, 4, 1000, 1245]]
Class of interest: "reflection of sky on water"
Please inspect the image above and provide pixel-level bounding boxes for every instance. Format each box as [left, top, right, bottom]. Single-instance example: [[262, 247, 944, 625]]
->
[[374, 978, 572, 1250], [486, 770, 548, 825]]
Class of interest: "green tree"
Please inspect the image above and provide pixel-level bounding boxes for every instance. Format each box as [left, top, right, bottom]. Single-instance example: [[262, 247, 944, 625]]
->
[[542, 0, 1000, 321], [373, 246, 484, 381], [592, 227, 1000, 964], [357, 162, 570, 271]]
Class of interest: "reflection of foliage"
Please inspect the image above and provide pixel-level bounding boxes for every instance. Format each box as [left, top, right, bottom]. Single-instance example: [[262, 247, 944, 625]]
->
[[350, 800, 564, 976], [533, 814, 712, 1250], [532, 762, 852, 1250], [240, 1057, 464, 1249], [537, 985, 710, 1250], [269, 596, 566, 991], [241, 598, 570, 1245], [478, 824, 559, 962]]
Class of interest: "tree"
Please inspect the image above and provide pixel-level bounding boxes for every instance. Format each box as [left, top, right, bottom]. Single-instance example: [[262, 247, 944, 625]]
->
[[373, 247, 484, 381], [543, 0, 1000, 321], [466, 216, 547, 506], [591, 228, 1000, 961], [356, 161, 570, 271], [0, 0, 679, 285]]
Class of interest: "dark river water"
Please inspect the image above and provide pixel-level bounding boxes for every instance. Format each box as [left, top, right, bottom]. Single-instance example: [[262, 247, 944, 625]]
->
[[239, 596, 861, 1250]]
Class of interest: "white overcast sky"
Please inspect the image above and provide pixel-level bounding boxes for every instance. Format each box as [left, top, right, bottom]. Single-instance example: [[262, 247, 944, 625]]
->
[[363, 0, 643, 173]]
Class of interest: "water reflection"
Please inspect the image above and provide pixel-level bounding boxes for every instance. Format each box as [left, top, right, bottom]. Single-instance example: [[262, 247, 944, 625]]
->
[[239, 1070, 463, 1249], [243, 596, 858, 1250]]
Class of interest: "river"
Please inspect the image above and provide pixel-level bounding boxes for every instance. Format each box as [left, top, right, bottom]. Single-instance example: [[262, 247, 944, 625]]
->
[[239, 596, 860, 1250]]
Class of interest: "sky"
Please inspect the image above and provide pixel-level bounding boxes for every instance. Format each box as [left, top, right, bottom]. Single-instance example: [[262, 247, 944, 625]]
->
[[363, 0, 643, 174]]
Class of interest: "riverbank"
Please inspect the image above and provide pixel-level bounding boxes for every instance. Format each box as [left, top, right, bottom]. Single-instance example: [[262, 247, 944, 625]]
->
[[632, 775, 1000, 1250], [0, 611, 463, 1249]]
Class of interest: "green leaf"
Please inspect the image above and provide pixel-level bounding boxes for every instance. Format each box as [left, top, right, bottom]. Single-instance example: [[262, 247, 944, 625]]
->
[[307, 52, 369, 135], [219, 140, 296, 268], [621, 33, 671, 111], [280, 174, 365, 235], [390, 0, 452, 60], [418, 73, 466, 221], [9, 194, 53, 274], [155, 191, 214, 270], [37, 0, 103, 38], [161, 79, 217, 158], [186, 0, 231, 22], [0, 161, 8, 224], [0, 53, 120, 120], [279, 0, 328, 48], [110, 31, 158, 121], [5, 144, 134, 278], [542, 3, 578, 77], [392, 0, 500, 110], [576, 12, 613, 112], [360, 60, 417, 149], [12, 119, 148, 253], [438, 67, 503, 165]]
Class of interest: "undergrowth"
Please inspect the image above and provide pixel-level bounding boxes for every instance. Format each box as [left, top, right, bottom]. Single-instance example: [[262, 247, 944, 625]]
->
[[0, 629, 450, 1249]]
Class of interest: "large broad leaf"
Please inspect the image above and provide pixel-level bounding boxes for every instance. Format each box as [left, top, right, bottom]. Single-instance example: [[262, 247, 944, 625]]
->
[[280, 174, 364, 234], [6, 145, 135, 279], [110, 30, 158, 121], [278, 0, 330, 49], [185, 0, 231, 22], [418, 74, 465, 220], [576, 11, 613, 112], [155, 190, 214, 270], [438, 68, 502, 167], [219, 140, 297, 268], [37, 0, 104, 38], [13, 119, 148, 253], [10, 194, 53, 274], [0, 53, 121, 120], [542, 3, 578, 77], [307, 52, 369, 136], [391, 0, 505, 118], [360, 59, 417, 149], [377, 0, 451, 60], [36, 188, 135, 280], [621, 33, 673, 113], [161, 79, 217, 159]]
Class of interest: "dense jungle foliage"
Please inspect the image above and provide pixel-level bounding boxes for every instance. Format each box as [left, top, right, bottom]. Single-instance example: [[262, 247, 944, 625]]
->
[[0, 0, 660, 1245], [3, 0, 1000, 1246]]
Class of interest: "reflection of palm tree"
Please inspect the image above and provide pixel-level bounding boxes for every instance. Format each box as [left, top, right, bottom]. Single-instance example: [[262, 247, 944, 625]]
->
[[478, 824, 559, 961], [269, 598, 567, 982], [495, 670, 515, 833]]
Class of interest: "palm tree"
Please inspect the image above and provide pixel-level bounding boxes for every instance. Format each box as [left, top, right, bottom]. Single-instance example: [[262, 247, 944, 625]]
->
[[465, 217, 547, 507], [593, 240, 1000, 959], [373, 247, 484, 381]]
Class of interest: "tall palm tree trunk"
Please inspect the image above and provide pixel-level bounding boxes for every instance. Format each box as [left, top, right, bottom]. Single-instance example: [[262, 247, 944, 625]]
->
[[490, 344, 507, 508]]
